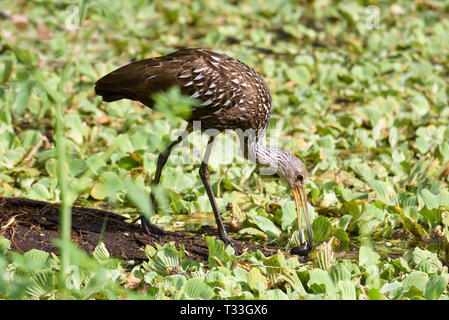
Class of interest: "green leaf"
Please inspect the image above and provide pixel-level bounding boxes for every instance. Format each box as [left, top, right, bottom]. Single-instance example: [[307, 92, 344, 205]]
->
[[92, 242, 110, 262], [101, 172, 124, 200], [329, 263, 351, 284], [396, 206, 429, 240], [404, 248, 442, 274], [410, 94, 430, 117], [264, 253, 286, 283], [12, 46, 38, 68], [308, 269, 338, 298], [337, 280, 356, 300], [0, 237, 11, 255], [148, 244, 182, 276], [165, 274, 186, 291], [389, 127, 399, 147], [367, 288, 387, 300], [391, 257, 412, 274], [312, 216, 334, 243], [247, 268, 267, 293], [9, 249, 52, 277], [334, 229, 349, 249], [415, 136, 430, 154], [206, 236, 235, 268], [161, 169, 196, 193], [90, 182, 107, 200], [21, 130, 42, 151], [86, 154, 107, 175], [252, 215, 281, 239], [118, 156, 140, 169], [398, 271, 429, 298], [64, 114, 84, 145], [67, 158, 86, 177], [367, 179, 392, 204], [153, 87, 196, 122], [424, 275, 447, 300], [420, 189, 440, 210], [286, 66, 311, 85], [26, 270, 56, 299], [13, 81, 32, 115], [222, 177, 244, 192], [281, 201, 297, 230], [2, 59, 13, 83], [260, 289, 288, 300], [183, 278, 214, 300], [239, 227, 268, 239], [124, 178, 153, 220], [359, 246, 379, 268], [338, 214, 353, 230]]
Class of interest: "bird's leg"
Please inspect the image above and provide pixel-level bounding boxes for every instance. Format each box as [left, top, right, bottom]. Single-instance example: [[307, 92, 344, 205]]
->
[[199, 136, 235, 248], [134, 135, 185, 236]]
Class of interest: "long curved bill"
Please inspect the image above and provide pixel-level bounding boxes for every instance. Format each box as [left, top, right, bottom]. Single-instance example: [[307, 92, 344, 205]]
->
[[292, 186, 313, 248]]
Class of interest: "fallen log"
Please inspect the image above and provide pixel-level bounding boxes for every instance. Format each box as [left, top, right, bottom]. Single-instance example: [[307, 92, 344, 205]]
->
[[0, 196, 284, 263]]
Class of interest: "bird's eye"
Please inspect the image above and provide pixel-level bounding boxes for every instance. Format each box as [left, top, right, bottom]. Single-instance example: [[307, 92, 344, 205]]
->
[[297, 174, 304, 182]]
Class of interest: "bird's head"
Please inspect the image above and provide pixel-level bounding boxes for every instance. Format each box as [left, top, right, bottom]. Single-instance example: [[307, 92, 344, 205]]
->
[[276, 150, 312, 253], [277, 151, 308, 188]]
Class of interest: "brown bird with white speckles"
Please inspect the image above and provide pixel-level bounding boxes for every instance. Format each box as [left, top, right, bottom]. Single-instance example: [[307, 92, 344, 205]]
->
[[95, 48, 312, 254]]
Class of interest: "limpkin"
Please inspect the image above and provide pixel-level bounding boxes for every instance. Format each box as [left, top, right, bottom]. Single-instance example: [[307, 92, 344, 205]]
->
[[95, 48, 313, 253]]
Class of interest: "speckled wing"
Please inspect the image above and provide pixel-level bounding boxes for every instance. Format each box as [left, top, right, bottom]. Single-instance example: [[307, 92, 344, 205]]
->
[[174, 49, 272, 130], [95, 53, 190, 107], [95, 48, 272, 130]]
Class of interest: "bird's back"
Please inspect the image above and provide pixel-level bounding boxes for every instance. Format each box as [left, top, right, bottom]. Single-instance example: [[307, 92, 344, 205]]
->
[[95, 48, 272, 131]]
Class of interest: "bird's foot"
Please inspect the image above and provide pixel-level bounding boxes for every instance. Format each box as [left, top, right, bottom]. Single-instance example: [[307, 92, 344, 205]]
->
[[219, 233, 237, 252], [131, 194, 182, 237], [133, 215, 183, 238]]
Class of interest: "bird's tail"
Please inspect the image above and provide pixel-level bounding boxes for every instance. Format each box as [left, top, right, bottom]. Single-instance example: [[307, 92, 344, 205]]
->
[[94, 60, 155, 107], [94, 85, 127, 103]]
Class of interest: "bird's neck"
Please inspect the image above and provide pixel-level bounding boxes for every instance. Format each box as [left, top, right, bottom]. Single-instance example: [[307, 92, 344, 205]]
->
[[237, 129, 282, 173]]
